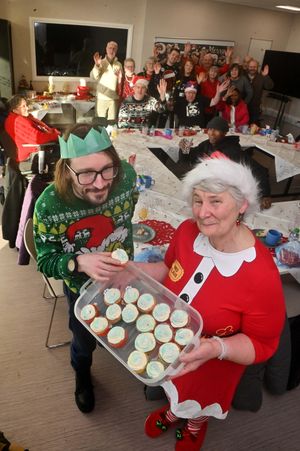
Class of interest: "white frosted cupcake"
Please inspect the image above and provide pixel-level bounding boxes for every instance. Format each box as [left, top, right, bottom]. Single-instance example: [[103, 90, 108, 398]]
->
[[146, 360, 165, 379], [137, 293, 156, 313], [122, 304, 139, 324], [111, 248, 129, 264], [80, 304, 99, 324], [103, 288, 121, 306], [159, 342, 180, 365], [105, 303, 122, 324], [123, 286, 140, 304], [127, 350, 148, 374], [170, 309, 189, 328], [107, 326, 128, 348], [154, 323, 173, 344], [136, 314, 156, 333], [152, 303, 171, 323], [174, 328, 195, 347], [135, 332, 156, 353], [90, 316, 110, 336]]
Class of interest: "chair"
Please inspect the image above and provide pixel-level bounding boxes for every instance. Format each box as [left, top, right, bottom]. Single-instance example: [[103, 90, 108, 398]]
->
[[23, 218, 70, 349]]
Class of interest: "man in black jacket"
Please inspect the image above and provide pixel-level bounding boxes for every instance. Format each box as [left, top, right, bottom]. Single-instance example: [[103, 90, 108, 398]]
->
[[178, 116, 272, 209]]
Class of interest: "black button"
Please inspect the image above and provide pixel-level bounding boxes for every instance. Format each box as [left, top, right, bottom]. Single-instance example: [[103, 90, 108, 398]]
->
[[194, 272, 203, 284], [180, 293, 189, 303]]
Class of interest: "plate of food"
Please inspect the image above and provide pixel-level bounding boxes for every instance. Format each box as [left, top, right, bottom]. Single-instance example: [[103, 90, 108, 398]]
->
[[133, 223, 156, 243]]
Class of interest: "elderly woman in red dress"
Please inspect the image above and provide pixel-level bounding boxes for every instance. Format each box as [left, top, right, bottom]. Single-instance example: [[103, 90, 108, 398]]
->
[[4, 94, 60, 162], [137, 154, 285, 450]]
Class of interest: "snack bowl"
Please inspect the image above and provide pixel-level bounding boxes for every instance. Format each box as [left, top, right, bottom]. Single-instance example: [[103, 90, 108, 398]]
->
[[75, 262, 203, 386]]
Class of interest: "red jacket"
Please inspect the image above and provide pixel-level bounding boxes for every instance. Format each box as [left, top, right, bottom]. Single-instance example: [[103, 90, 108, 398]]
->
[[5, 112, 60, 162], [216, 100, 249, 129]]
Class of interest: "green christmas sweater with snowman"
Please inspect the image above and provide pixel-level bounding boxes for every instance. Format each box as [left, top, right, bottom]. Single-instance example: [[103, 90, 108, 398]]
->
[[33, 160, 138, 294]]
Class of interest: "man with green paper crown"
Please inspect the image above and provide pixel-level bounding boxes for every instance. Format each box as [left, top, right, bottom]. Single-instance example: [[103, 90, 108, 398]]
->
[[33, 124, 138, 413]]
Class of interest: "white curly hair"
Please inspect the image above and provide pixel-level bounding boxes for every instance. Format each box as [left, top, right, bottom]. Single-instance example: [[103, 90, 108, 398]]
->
[[181, 157, 260, 218]]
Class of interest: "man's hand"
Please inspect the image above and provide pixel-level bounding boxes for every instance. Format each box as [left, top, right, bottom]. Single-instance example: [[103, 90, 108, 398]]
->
[[157, 78, 167, 101], [114, 67, 123, 82], [222, 83, 236, 100], [184, 42, 192, 56], [261, 64, 269, 76], [196, 72, 207, 84], [179, 138, 193, 154], [225, 46, 233, 63], [153, 62, 162, 75], [76, 252, 125, 282], [93, 52, 102, 67]]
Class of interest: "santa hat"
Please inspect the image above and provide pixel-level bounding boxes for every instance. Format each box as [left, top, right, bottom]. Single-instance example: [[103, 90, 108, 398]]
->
[[132, 76, 149, 87], [181, 153, 260, 218], [184, 81, 198, 93]]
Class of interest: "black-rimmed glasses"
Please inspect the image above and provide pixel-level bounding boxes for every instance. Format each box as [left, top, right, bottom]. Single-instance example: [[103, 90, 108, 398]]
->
[[66, 163, 118, 185]]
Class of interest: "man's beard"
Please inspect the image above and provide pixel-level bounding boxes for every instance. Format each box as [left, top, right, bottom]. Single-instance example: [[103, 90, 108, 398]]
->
[[72, 182, 112, 206]]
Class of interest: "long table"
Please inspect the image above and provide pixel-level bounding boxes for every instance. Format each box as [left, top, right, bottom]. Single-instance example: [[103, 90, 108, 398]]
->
[[117, 129, 300, 184], [30, 99, 95, 123], [113, 130, 300, 282]]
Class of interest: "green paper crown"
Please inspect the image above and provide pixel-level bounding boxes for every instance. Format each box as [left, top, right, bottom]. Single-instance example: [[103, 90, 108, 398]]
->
[[59, 127, 112, 159]]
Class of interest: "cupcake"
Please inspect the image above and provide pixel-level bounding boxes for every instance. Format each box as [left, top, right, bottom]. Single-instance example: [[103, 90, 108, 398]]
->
[[152, 303, 171, 323], [146, 360, 165, 379], [111, 248, 129, 264], [127, 350, 148, 374], [136, 314, 156, 333], [159, 342, 180, 365], [105, 303, 122, 324], [154, 323, 173, 344], [174, 328, 195, 348], [90, 316, 110, 336], [137, 293, 156, 313], [122, 304, 139, 324], [123, 286, 140, 304], [135, 332, 156, 353], [107, 326, 128, 348], [103, 287, 121, 306], [170, 309, 189, 328], [80, 303, 99, 324]]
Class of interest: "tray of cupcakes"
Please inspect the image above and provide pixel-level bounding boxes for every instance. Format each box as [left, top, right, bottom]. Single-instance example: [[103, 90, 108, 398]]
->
[[75, 257, 203, 386]]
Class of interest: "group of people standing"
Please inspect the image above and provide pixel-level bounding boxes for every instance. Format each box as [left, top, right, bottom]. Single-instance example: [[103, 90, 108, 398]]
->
[[90, 41, 274, 131]]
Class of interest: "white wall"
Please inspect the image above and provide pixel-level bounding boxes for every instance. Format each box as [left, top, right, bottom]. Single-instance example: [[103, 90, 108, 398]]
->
[[141, 0, 293, 63], [286, 14, 300, 52], [1, 0, 147, 92]]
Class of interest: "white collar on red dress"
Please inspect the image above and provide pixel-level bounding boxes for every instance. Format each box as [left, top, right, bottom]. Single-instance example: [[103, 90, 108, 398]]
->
[[193, 234, 256, 277]]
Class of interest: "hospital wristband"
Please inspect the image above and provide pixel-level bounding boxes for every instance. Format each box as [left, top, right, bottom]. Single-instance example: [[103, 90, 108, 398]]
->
[[212, 336, 227, 360]]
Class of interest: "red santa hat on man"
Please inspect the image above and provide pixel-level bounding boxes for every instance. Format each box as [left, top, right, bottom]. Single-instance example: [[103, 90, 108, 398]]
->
[[132, 75, 149, 88], [184, 81, 198, 93]]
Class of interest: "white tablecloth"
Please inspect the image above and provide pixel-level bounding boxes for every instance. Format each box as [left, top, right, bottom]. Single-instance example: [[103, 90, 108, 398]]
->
[[30, 100, 95, 122], [118, 130, 300, 183], [114, 131, 300, 282]]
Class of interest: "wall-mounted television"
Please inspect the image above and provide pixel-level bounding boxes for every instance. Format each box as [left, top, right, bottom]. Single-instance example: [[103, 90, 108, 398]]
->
[[29, 17, 133, 81], [262, 50, 300, 99]]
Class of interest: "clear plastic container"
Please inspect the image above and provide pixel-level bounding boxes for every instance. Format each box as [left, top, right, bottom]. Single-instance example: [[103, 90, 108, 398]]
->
[[75, 262, 203, 386]]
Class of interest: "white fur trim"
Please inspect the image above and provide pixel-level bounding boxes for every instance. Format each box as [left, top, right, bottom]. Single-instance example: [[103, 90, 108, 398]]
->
[[181, 158, 260, 218], [161, 380, 228, 420]]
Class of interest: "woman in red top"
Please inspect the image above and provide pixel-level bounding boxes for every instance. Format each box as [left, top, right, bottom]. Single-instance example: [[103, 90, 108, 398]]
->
[[198, 65, 220, 122], [216, 86, 249, 131], [4, 95, 60, 162], [135, 156, 285, 450]]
